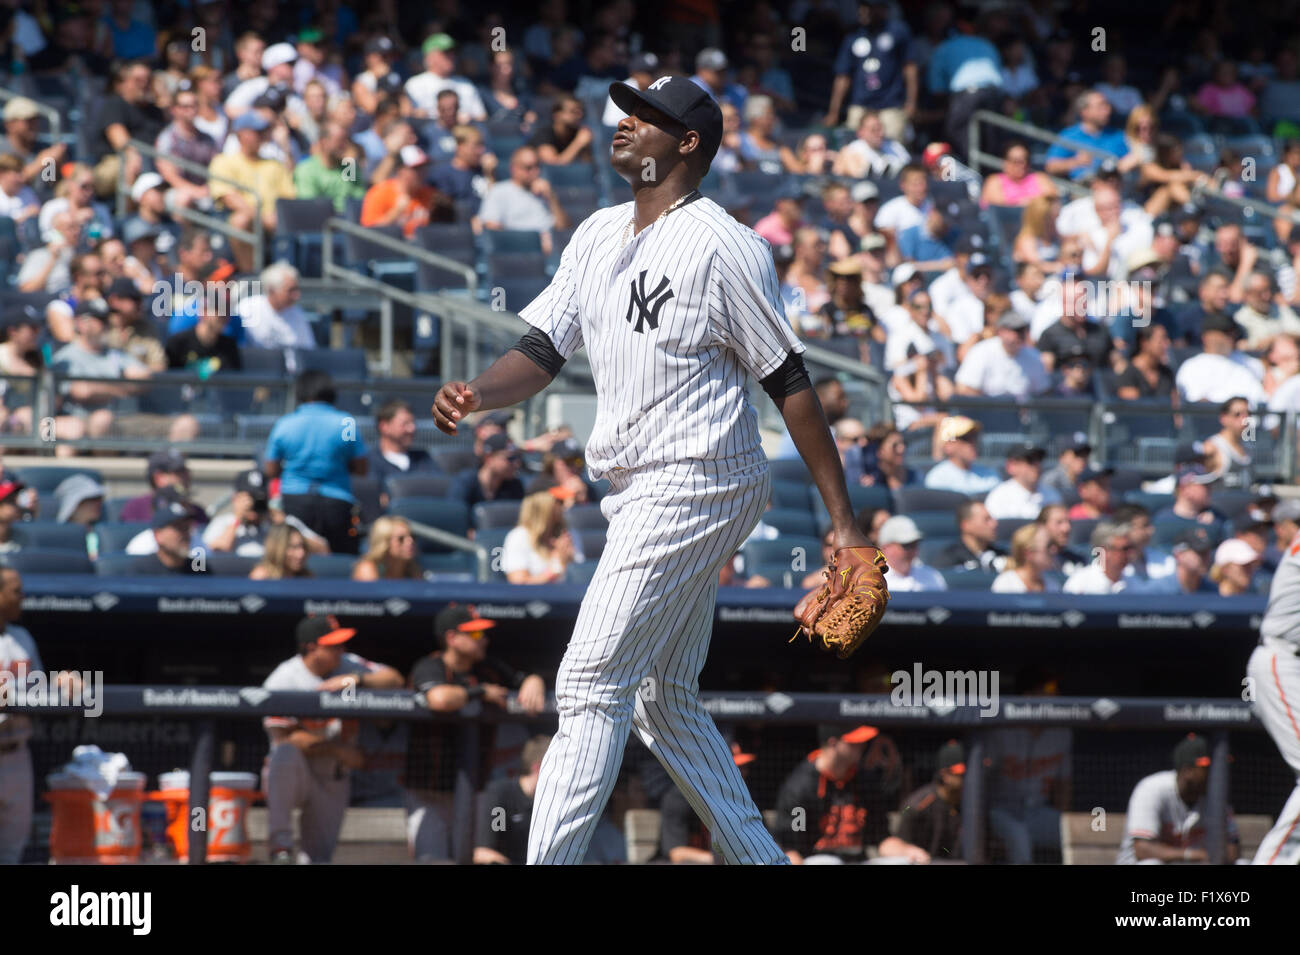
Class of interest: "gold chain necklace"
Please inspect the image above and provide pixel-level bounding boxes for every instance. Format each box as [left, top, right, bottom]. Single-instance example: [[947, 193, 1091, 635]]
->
[[620, 190, 699, 249]]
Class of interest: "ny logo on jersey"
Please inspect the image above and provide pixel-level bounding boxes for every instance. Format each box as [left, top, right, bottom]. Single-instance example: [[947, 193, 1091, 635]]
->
[[625, 271, 674, 333]]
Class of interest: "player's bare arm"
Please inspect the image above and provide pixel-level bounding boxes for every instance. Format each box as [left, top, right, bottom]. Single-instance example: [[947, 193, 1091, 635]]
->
[[432, 350, 555, 435], [772, 386, 871, 549]]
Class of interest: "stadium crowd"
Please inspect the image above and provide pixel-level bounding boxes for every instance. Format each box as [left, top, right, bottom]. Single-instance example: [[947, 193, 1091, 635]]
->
[[0, 0, 1297, 865]]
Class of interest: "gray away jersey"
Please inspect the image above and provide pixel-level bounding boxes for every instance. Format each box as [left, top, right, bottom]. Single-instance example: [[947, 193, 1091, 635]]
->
[[519, 196, 804, 480], [1261, 529, 1300, 646]]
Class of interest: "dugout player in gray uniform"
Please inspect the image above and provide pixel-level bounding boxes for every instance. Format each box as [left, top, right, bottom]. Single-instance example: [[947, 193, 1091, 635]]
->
[[432, 75, 874, 865], [1249, 527, 1300, 864], [261, 615, 403, 863]]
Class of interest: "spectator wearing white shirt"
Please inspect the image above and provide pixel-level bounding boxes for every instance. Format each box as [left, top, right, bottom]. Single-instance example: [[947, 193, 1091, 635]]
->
[[930, 236, 989, 316], [874, 164, 932, 244], [984, 445, 1062, 520], [924, 415, 1001, 495], [833, 110, 910, 179], [1234, 271, 1300, 350], [878, 516, 947, 592], [239, 262, 316, 357], [1081, 182, 1153, 280], [502, 490, 578, 584], [0, 153, 38, 223], [477, 147, 570, 254], [1011, 261, 1049, 325], [1175, 312, 1266, 405], [954, 310, 1050, 398], [942, 251, 996, 352], [885, 287, 954, 372], [1063, 520, 1134, 594], [1055, 164, 1148, 239], [992, 524, 1060, 593], [225, 43, 301, 121], [404, 34, 487, 124]]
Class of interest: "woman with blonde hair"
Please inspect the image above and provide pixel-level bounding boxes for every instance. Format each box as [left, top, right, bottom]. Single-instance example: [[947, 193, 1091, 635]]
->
[[250, 524, 313, 580], [992, 523, 1058, 593], [38, 163, 114, 247], [189, 66, 229, 145], [1012, 195, 1062, 270], [502, 490, 577, 584], [352, 516, 424, 581]]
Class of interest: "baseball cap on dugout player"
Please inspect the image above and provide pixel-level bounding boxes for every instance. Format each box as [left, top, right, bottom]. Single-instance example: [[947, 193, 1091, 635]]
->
[[608, 76, 724, 170], [937, 740, 966, 775], [296, 615, 355, 648], [1173, 734, 1211, 769], [435, 604, 496, 639], [816, 723, 879, 746]]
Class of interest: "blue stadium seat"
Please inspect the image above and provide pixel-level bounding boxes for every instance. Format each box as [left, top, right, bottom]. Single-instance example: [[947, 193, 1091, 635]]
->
[[95, 522, 151, 554], [542, 163, 597, 188], [1211, 490, 1256, 521], [3, 549, 94, 574], [102, 498, 136, 523], [741, 535, 822, 576], [295, 347, 368, 380], [238, 348, 287, 376], [11, 522, 89, 552], [761, 507, 819, 537], [749, 561, 795, 587], [204, 553, 259, 576], [893, 487, 970, 512], [564, 504, 608, 531], [565, 561, 599, 586], [769, 459, 811, 483], [1152, 517, 1224, 548], [576, 529, 606, 561], [771, 479, 813, 511], [307, 553, 361, 578], [941, 568, 997, 591], [908, 510, 960, 538], [386, 474, 454, 500], [482, 230, 543, 254], [388, 498, 470, 545], [95, 554, 155, 576], [486, 251, 547, 279], [993, 517, 1035, 544], [918, 537, 955, 567], [14, 466, 103, 498], [419, 551, 476, 575], [433, 448, 478, 474], [472, 527, 510, 579], [274, 198, 335, 277], [472, 500, 522, 530], [810, 483, 895, 534], [1069, 518, 1100, 547], [495, 276, 550, 311], [1123, 490, 1175, 513]]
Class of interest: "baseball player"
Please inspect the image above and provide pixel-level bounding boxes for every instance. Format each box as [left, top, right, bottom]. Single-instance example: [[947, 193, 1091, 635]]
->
[[1248, 526, 1300, 863], [432, 75, 873, 865], [261, 615, 403, 863]]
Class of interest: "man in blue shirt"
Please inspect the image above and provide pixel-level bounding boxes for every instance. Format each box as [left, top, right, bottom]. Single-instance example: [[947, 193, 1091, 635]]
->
[[1045, 89, 1130, 181], [927, 20, 1004, 163], [897, 207, 955, 272], [265, 370, 369, 553], [826, 0, 917, 140]]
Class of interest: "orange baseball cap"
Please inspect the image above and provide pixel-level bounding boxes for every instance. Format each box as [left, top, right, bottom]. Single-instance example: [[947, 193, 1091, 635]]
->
[[937, 740, 966, 775], [548, 484, 578, 502], [296, 614, 355, 647], [435, 604, 496, 636], [731, 741, 756, 766], [818, 723, 879, 745]]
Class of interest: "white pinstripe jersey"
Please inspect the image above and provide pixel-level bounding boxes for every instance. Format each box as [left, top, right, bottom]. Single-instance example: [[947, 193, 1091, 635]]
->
[[1261, 528, 1300, 647], [519, 195, 804, 481]]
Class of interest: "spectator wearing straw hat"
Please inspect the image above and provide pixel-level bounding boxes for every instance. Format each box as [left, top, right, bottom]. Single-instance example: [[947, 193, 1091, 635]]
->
[[924, 416, 1000, 495]]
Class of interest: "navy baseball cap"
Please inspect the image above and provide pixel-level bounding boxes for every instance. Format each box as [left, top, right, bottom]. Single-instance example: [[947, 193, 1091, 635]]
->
[[609, 76, 724, 168]]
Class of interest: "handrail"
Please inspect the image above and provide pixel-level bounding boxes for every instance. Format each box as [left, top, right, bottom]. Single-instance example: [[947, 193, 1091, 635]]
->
[[322, 217, 478, 296], [0, 86, 61, 144], [117, 138, 265, 269], [968, 109, 1300, 224], [403, 518, 491, 581]]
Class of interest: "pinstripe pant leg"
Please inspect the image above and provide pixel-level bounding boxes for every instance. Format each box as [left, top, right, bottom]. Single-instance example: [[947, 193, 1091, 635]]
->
[[527, 460, 772, 864], [1250, 642, 1300, 864]]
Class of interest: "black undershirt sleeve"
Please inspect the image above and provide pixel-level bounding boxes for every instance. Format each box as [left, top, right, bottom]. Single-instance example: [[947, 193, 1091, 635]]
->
[[759, 350, 812, 401], [509, 327, 566, 378]]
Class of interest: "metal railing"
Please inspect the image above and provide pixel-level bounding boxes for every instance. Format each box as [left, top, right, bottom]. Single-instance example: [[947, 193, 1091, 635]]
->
[[117, 138, 265, 270], [405, 517, 491, 581], [968, 110, 1300, 225]]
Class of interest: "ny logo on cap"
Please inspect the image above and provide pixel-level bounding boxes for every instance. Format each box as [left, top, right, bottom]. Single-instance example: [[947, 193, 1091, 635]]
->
[[648, 76, 672, 91], [626, 271, 674, 333]]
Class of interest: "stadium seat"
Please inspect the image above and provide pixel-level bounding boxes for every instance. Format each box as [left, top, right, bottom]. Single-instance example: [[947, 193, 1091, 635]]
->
[[386, 474, 454, 500], [749, 561, 795, 587], [810, 484, 895, 534], [993, 517, 1035, 544], [419, 551, 477, 576], [101, 498, 135, 523], [907, 511, 960, 538], [482, 230, 543, 254], [486, 251, 547, 279], [14, 466, 103, 498], [576, 529, 606, 561], [941, 568, 997, 591], [94, 554, 156, 576], [1108, 468, 1145, 494], [388, 498, 471, 545], [342, 224, 408, 271], [204, 553, 259, 576], [893, 487, 970, 513], [771, 479, 813, 511], [94, 522, 151, 554], [472, 500, 522, 530], [4, 549, 94, 574], [433, 448, 478, 474], [238, 348, 287, 376], [768, 459, 811, 484], [760, 507, 819, 537], [494, 276, 550, 310], [741, 536, 822, 576], [1123, 490, 1174, 513], [1152, 517, 1223, 548], [274, 198, 335, 277], [295, 347, 368, 380], [565, 561, 599, 586], [918, 537, 955, 567], [564, 504, 608, 531], [307, 553, 361, 578], [1211, 490, 1256, 521], [11, 522, 89, 553], [542, 163, 597, 188], [1069, 518, 1099, 547]]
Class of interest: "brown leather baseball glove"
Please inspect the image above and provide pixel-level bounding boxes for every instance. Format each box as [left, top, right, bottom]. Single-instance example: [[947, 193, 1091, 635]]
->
[[791, 547, 891, 659]]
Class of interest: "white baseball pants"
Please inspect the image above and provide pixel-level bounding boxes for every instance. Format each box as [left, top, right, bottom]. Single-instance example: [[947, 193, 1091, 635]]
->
[[1249, 637, 1300, 864], [528, 458, 787, 865], [263, 743, 350, 863]]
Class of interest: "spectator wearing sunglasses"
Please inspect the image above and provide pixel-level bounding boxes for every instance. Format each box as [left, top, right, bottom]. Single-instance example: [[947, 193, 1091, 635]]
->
[[353, 516, 425, 581], [451, 431, 527, 513]]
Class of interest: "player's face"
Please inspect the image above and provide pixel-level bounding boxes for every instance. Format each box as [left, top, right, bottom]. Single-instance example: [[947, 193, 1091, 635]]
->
[[0, 569, 22, 621], [1178, 765, 1208, 803], [611, 101, 691, 183], [454, 630, 488, 661]]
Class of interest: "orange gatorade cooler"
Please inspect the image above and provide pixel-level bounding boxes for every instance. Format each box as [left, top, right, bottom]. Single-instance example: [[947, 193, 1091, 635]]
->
[[154, 771, 260, 863], [46, 771, 147, 864]]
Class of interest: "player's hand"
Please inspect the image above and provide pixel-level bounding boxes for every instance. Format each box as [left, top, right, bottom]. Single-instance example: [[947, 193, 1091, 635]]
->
[[432, 381, 481, 434], [333, 743, 366, 770], [902, 845, 930, 864], [517, 674, 546, 714], [319, 674, 361, 693], [831, 523, 873, 551], [483, 683, 510, 707]]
